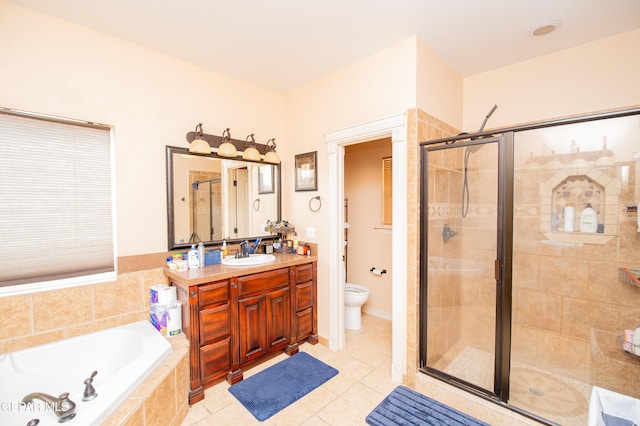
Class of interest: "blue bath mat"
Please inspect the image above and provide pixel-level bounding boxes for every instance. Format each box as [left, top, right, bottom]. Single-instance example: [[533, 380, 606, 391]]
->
[[228, 352, 338, 421], [366, 386, 490, 426]]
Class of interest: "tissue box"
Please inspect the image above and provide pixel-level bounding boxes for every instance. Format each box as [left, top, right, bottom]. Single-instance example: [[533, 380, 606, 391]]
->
[[204, 249, 222, 265]]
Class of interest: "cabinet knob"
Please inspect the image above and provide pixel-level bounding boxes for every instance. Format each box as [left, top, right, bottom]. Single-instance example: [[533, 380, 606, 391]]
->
[[190, 289, 197, 298], [231, 282, 237, 289]]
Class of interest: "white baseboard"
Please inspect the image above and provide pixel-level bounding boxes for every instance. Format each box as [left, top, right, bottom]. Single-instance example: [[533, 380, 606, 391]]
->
[[362, 307, 392, 321]]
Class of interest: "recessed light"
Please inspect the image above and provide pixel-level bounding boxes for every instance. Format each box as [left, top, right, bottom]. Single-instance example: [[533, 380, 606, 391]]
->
[[530, 20, 561, 37]]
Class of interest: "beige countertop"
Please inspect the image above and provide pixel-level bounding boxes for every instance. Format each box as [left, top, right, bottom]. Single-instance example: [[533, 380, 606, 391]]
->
[[163, 252, 317, 288]]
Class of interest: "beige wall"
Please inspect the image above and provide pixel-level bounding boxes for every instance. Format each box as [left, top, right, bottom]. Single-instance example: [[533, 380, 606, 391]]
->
[[344, 138, 393, 318], [416, 37, 463, 131], [0, 1, 285, 257], [284, 35, 464, 337], [462, 29, 640, 131]]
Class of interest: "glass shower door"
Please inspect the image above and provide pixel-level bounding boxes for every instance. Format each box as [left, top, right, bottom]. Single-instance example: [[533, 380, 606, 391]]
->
[[422, 138, 502, 395]]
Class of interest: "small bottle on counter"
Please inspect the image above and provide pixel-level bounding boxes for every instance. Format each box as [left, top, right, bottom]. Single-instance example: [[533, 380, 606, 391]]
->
[[188, 245, 200, 269], [198, 242, 205, 268]]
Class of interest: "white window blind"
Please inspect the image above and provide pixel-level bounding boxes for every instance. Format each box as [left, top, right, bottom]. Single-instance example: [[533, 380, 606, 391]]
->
[[0, 110, 115, 293], [382, 156, 393, 225]]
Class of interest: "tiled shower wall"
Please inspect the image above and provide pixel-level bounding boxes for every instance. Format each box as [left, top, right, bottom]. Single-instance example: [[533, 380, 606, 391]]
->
[[511, 151, 640, 397], [405, 108, 460, 379]]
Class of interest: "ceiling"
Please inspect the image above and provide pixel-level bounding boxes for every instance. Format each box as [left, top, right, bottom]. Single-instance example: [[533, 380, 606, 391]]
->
[[7, 0, 640, 93]]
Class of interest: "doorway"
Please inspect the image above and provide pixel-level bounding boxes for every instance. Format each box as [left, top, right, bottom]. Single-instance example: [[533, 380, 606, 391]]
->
[[326, 113, 407, 382]]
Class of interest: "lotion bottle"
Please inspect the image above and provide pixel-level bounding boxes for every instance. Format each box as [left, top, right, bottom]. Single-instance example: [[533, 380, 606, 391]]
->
[[188, 245, 199, 269], [579, 203, 598, 233]]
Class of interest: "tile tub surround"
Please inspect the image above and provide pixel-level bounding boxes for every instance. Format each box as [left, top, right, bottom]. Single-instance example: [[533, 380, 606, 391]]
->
[[0, 264, 168, 354], [0, 253, 188, 425], [103, 333, 189, 426]]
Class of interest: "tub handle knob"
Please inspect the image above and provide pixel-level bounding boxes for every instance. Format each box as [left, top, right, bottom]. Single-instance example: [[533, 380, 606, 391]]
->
[[82, 371, 98, 401]]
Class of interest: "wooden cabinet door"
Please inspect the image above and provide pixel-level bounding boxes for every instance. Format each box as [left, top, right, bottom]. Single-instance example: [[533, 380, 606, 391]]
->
[[266, 286, 290, 352], [238, 293, 267, 363], [200, 337, 231, 383]]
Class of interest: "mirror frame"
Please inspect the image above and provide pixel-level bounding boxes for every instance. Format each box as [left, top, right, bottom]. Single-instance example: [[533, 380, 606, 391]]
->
[[166, 145, 281, 250]]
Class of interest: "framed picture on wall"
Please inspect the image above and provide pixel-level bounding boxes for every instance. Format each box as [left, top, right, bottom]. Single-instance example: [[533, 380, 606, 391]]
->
[[295, 151, 317, 191], [258, 165, 274, 194]]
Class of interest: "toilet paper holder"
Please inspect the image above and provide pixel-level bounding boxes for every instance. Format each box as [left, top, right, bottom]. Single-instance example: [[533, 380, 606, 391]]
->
[[370, 267, 387, 275]]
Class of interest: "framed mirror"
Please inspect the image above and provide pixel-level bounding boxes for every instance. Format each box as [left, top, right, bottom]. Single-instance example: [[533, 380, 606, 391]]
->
[[166, 146, 281, 250]]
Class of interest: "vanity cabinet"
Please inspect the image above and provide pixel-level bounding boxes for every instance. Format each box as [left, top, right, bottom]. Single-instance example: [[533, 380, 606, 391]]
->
[[167, 257, 317, 405], [292, 262, 318, 343], [196, 280, 232, 388], [236, 268, 291, 365]]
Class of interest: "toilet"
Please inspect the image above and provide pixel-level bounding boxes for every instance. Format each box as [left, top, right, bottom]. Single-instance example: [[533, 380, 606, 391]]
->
[[344, 283, 370, 330]]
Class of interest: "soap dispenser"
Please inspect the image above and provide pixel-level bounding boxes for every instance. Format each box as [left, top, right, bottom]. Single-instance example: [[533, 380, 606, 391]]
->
[[579, 203, 598, 233], [188, 245, 200, 269]]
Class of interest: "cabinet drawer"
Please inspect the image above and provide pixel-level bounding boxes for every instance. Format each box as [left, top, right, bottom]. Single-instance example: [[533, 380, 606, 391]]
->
[[200, 303, 230, 345], [296, 281, 313, 311], [237, 268, 288, 297], [200, 337, 231, 381], [296, 263, 314, 284], [199, 280, 229, 308], [296, 307, 313, 341]]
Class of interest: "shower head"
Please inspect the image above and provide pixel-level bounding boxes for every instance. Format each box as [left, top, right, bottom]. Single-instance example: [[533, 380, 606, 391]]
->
[[464, 104, 498, 153], [478, 104, 498, 133]]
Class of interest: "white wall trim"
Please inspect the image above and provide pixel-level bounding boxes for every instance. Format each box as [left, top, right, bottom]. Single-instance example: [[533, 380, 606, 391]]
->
[[326, 113, 407, 383]]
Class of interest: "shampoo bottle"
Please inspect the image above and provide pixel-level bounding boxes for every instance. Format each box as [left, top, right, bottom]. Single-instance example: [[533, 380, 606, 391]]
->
[[579, 203, 598, 233]]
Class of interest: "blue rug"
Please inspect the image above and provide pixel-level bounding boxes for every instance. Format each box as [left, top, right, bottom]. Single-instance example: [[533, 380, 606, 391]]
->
[[228, 352, 338, 421], [366, 386, 490, 426]]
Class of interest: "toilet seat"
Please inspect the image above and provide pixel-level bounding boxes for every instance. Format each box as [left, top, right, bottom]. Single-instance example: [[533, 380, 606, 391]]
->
[[345, 283, 369, 294]]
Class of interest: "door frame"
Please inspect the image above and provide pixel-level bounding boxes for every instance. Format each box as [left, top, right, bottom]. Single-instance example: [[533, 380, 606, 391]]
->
[[326, 113, 407, 382]]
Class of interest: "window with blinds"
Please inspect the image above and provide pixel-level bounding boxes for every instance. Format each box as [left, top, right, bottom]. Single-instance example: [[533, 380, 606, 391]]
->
[[382, 156, 392, 225], [0, 109, 116, 295]]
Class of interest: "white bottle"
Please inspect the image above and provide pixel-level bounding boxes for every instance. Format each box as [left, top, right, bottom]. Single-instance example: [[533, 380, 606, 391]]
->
[[633, 327, 640, 356], [198, 242, 205, 268], [188, 245, 199, 269], [563, 204, 575, 232], [579, 203, 598, 233]]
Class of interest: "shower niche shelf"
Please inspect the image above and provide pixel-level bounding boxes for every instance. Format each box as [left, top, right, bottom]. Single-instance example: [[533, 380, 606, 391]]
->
[[539, 164, 621, 246]]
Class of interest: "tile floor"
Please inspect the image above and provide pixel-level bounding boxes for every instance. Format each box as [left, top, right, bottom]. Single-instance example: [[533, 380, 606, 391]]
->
[[180, 313, 397, 425]]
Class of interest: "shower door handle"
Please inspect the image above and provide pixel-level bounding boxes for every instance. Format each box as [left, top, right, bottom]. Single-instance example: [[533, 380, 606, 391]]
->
[[494, 259, 501, 281]]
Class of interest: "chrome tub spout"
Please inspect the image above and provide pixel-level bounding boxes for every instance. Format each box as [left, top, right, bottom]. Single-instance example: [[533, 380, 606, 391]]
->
[[21, 392, 76, 423]]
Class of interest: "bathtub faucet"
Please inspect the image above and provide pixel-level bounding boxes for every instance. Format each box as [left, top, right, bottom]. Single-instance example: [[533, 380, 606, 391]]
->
[[21, 392, 76, 423]]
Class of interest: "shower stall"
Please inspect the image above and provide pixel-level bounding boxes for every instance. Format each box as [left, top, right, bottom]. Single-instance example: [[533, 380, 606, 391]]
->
[[189, 177, 223, 243], [419, 108, 640, 425]]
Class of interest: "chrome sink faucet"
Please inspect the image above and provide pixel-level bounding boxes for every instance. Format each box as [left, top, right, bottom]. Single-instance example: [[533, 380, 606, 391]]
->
[[236, 240, 250, 258], [22, 392, 76, 422]]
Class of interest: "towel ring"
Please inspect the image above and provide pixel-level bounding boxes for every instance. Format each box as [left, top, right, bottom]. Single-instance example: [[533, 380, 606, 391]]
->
[[253, 198, 261, 211], [309, 195, 321, 212]]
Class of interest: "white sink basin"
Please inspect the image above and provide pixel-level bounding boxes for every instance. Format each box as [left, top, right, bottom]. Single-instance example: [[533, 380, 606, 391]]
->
[[221, 254, 276, 267]]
